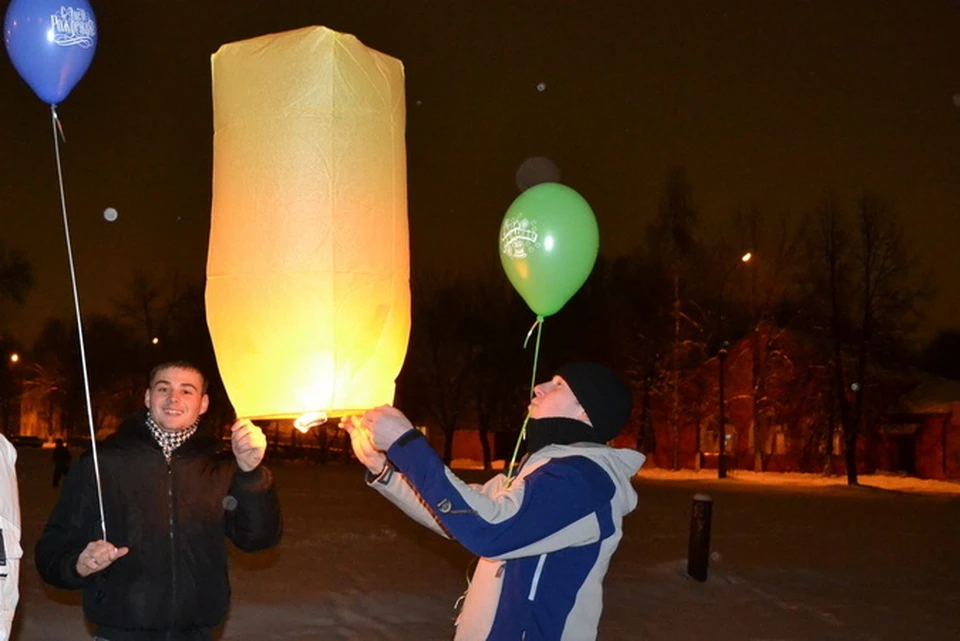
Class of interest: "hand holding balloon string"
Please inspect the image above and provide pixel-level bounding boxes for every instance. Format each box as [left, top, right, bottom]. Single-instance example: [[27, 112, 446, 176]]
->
[[76, 539, 129, 578]]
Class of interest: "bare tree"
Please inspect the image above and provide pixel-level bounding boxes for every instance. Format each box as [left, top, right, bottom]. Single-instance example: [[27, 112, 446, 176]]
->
[[646, 166, 702, 469], [26, 319, 77, 437], [0, 243, 32, 435], [804, 193, 926, 484], [845, 195, 926, 483], [114, 270, 187, 347], [0, 243, 32, 307], [25, 315, 141, 438], [728, 206, 806, 470], [398, 277, 480, 464], [472, 286, 528, 471], [602, 254, 670, 457]]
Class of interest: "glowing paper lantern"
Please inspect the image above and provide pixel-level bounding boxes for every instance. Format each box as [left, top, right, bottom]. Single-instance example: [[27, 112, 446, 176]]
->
[[206, 26, 410, 424]]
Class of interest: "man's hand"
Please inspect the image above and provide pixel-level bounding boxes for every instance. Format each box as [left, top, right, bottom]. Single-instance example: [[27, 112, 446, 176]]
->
[[76, 539, 129, 578], [341, 415, 387, 475], [363, 405, 415, 451], [231, 419, 267, 472]]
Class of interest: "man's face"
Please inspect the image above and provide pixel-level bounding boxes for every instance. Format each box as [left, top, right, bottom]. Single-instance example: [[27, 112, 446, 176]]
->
[[144, 367, 209, 433], [528, 375, 589, 423]]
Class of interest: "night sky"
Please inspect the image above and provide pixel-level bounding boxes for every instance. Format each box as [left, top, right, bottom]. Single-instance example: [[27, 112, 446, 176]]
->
[[1, 1, 958, 345]]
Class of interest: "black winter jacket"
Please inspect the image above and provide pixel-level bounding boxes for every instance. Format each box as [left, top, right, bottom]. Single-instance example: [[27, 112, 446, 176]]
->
[[35, 410, 283, 640]]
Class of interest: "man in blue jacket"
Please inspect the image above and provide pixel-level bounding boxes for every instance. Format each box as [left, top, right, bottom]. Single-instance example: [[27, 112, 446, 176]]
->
[[346, 362, 645, 641], [35, 360, 282, 641]]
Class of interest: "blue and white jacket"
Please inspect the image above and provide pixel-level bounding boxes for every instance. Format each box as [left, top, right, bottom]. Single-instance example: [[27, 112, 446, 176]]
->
[[0, 435, 21, 641], [370, 431, 645, 641]]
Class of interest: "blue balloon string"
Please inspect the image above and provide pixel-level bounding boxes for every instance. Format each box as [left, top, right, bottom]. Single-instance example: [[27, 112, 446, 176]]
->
[[51, 106, 107, 541]]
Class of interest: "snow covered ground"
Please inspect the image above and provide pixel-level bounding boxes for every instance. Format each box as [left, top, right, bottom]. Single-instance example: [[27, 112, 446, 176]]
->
[[9, 447, 959, 640]]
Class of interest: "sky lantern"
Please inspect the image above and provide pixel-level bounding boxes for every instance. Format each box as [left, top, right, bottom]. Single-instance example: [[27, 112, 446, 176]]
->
[[206, 26, 410, 428]]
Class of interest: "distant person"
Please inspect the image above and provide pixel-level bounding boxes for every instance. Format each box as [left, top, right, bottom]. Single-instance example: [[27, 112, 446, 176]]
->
[[35, 360, 283, 641], [0, 433, 22, 641], [345, 362, 645, 641], [51, 438, 71, 488]]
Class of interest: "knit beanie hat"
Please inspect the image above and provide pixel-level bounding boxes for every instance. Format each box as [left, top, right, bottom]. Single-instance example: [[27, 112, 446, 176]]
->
[[555, 362, 632, 443]]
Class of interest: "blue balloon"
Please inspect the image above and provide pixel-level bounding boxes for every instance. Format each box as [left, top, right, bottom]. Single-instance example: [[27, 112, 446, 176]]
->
[[4, 0, 98, 105]]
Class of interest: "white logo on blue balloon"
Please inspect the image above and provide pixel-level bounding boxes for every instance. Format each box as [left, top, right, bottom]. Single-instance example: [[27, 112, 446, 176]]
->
[[49, 7, 97, 48]]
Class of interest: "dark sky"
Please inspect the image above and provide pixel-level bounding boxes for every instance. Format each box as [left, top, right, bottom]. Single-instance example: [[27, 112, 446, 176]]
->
[[2, 1, 958, 346]]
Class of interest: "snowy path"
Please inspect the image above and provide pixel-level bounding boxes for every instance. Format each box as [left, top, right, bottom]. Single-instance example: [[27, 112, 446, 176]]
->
[[9, 448, 959, 640]]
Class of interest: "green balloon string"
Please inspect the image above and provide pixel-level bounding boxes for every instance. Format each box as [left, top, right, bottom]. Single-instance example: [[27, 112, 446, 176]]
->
[[506, 315, 545, 485], [523, 315, 544, 391]]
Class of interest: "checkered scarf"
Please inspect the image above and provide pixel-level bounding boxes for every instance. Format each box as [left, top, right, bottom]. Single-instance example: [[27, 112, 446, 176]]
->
[[145, 412, 199, 462]]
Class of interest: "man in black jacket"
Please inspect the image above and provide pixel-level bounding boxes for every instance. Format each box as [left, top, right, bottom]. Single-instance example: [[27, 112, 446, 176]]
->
[[35, 360, 283, 641]]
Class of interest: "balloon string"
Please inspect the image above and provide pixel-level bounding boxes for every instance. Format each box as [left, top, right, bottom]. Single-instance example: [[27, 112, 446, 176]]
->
[[506, 315, 544, 485], [51, 106, 107, 541], [504, 414, 530, 487], [523, 315, 544, 395]]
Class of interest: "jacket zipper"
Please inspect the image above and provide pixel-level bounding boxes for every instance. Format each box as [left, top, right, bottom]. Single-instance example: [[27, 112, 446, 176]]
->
[[167, 459, 176, 637]]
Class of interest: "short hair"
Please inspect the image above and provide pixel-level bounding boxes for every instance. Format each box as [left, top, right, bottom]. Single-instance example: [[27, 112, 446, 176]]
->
[[148, 360, 208, 394]]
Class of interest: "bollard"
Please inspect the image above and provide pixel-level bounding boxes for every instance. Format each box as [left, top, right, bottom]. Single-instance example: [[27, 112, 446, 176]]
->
[[686, 493, 713, 581]]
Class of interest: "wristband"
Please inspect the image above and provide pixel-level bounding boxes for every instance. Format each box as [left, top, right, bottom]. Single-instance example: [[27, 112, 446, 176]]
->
[[365, 462, 393, 485]]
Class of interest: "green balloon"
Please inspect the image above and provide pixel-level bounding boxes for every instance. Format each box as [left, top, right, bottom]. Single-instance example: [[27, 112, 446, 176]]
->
[[499, 183, 599, 317]]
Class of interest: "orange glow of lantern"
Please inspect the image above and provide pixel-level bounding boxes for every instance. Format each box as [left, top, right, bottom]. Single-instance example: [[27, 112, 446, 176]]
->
[[206, 26, 410, 422]]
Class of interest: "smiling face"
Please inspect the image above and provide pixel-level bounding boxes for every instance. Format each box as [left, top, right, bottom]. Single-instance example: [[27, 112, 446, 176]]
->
[[528, 375, 591, 424], [144, 366, 209, 433]]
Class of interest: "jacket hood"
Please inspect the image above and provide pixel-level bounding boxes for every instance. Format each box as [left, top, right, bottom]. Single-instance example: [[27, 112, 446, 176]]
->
[[531, 443, 645, 514]]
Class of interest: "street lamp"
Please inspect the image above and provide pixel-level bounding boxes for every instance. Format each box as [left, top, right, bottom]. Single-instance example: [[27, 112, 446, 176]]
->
[[716, 251, 752, 479]]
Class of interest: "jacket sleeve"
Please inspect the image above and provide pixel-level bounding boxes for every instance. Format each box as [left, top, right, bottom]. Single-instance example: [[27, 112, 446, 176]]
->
[[366, 465, 450, 538], [1, 437, 22, 640], [386, 432, 616, 560], [225, 465, 283, 552], [34, 455, 97, 590]]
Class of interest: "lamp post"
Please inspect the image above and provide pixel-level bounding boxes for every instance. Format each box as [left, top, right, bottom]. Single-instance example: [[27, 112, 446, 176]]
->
[[716, 251, 752, 479], [717, 344, 729, 478]]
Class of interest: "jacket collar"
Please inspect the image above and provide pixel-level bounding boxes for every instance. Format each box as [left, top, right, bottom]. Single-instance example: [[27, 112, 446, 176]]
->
[[112, 409, 223, 458]]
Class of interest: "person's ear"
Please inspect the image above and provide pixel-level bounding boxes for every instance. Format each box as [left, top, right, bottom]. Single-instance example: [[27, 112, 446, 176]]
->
[[144, 389, 151, 408], [199, 394, 210, 416]]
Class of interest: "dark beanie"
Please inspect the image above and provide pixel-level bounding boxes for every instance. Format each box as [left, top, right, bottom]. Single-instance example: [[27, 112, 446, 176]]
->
[[555, 362, 632, 443]]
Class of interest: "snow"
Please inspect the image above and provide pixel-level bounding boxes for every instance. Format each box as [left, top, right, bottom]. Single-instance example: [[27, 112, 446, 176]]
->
[[632, 467, 960, 495], [9, 447, 959, 640]]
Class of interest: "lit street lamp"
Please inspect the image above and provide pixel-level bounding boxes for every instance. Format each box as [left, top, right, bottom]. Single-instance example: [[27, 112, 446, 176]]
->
[[3, 352, 22, 435]]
